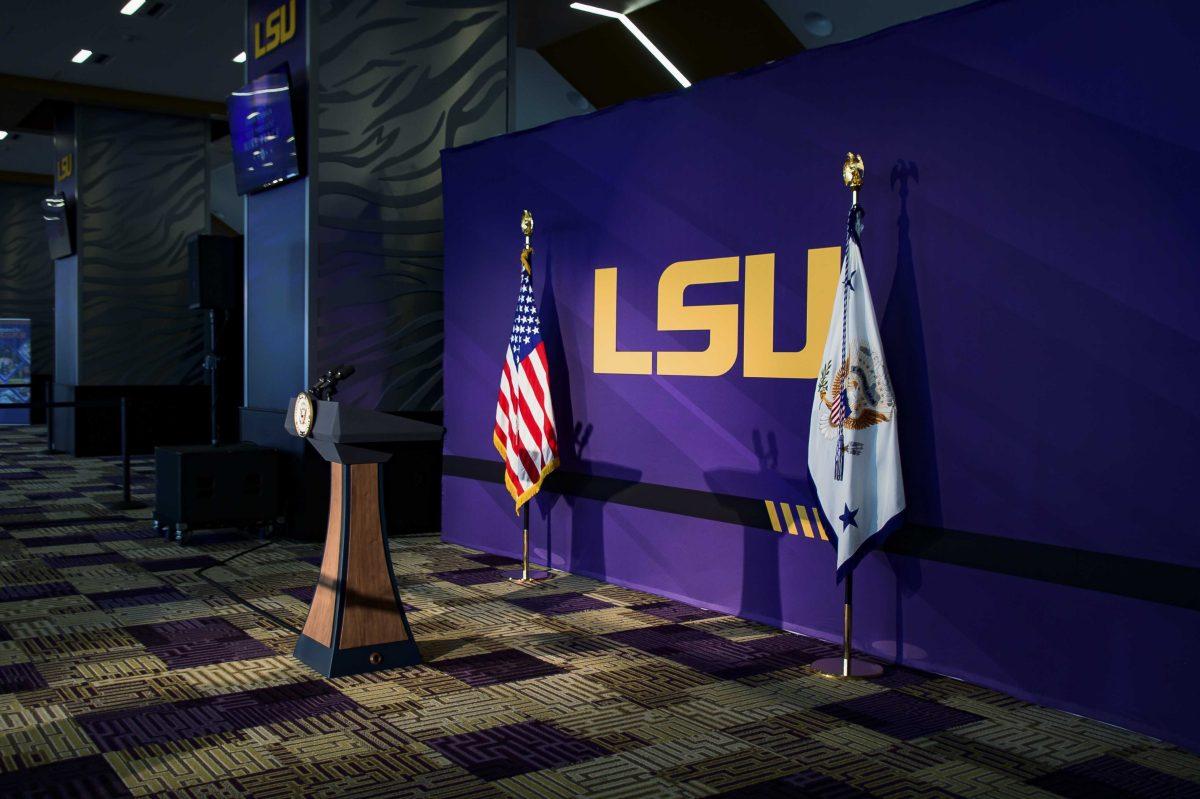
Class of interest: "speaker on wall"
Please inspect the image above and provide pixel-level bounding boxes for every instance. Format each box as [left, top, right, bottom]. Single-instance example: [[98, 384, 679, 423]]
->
[[188, 234, 243, 311]]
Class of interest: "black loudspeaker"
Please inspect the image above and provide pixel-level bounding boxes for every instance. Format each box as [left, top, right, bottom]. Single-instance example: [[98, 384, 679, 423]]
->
[[154, 444, 282, 543], [188, 234, 243, 311]]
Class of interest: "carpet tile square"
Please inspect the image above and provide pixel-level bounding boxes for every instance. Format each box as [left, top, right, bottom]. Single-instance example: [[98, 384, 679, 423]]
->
[[431, 567, 510, 586], [126, 616, 275, 669], [428, 720, 609, 780], [282, 585, 315, 603], [0, 581, 78, 601], [1028, 753, 1200, 798], [632, 599, 726, 623], [42, 551, 129, 568], [0, 753, 132, 797], [605, 624, 820, 678], [0, 661, 48, 692], [431, 648, 568, 687], [87, 585, 190, 609], [0, 425, 1197, 797], [815, 690, 984, 740], [138, 555, 220, 572], [509, 591, 614, 616], [709, 769, 875, 798], [15, 533, 97, 547]]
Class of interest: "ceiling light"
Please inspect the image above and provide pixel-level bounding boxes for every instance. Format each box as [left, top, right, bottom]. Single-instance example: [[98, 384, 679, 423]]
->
[[72, 49, 94, 63], [120, 0, 146, 15], [570, 2, 690, 88], [233, 51, 247, 63], [0, 131, 8, 141], [803, 12, 834, 37], [570, 2, 621, 19]]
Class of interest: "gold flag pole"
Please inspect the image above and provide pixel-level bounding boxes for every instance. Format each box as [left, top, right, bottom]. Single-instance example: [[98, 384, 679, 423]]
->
[[504, 209, 552, 585], [812, 154, 883, 680]]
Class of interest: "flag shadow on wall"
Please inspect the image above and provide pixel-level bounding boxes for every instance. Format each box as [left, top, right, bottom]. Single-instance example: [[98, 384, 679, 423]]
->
[[534, 244, 642, 581], [878, 158, 934, 666]]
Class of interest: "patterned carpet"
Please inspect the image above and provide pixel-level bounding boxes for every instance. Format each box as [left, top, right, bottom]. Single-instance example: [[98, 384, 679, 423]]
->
[[0, 425, 1198, 798]]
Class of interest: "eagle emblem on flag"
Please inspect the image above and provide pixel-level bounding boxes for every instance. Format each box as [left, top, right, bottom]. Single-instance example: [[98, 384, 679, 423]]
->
[[816, 344, 894, 440]]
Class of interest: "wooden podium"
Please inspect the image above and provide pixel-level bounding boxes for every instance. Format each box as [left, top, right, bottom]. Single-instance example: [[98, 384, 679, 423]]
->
[[284, 396, 443, 677]]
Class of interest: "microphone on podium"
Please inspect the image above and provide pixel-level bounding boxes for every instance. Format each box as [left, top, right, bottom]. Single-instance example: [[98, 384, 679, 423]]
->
[[310, 364, 356, 401]]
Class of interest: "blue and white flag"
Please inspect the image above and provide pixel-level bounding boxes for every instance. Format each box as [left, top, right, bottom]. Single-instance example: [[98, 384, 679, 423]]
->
[[808, 206, 905, 578]]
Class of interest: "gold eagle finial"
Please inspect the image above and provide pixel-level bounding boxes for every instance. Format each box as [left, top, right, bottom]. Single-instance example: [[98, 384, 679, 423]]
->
[[521, 209, 533, 239], [842, 153, 864, 189]]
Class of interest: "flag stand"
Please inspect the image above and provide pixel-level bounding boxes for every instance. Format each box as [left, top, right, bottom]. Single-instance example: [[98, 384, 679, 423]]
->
[[499, 209, 553, 585], [811, 571, 883, 678], [810, 154, 883, 680]]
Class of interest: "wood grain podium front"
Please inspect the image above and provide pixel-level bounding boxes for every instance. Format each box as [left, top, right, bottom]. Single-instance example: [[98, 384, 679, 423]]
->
[[285, 395, 443, 677]]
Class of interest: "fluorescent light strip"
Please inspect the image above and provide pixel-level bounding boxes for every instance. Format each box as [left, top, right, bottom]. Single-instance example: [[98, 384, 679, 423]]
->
[[230, 86, 288, 96], [120, 0, 146, 15], [233, 51, 247, 63], [72, 49, 94, 63], [569, 2, 690, 88], [569, 2, 621, 19]]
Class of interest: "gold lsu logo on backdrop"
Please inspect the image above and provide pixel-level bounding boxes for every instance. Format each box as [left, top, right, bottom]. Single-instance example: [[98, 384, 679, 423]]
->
[[253, 0, 297, 59], [593, 249, 840, 378], [56, 154, 72, 182]]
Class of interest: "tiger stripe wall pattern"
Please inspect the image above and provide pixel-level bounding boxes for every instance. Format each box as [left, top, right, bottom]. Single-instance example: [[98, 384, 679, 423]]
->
[[313, 0, 509, 412], [0, 182, 54, 376], [76, 106, 208, 386]]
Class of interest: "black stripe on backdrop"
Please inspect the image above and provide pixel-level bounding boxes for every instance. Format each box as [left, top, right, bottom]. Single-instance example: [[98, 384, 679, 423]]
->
[[443, 455, 1200, 611]]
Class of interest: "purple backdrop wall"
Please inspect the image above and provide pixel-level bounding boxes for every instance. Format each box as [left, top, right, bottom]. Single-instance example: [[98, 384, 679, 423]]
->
[[440, 0, 1200, 750]]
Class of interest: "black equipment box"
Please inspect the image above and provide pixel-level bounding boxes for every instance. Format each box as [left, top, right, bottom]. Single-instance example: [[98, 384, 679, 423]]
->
[[154, 443, 282, 544]]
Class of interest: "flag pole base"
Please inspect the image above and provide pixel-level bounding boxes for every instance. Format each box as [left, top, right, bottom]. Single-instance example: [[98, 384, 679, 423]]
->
[[502, 568, 552, 583], [810, 657, 884, 679], [811, 570, 883, 679], [506, 510, 552, 583]]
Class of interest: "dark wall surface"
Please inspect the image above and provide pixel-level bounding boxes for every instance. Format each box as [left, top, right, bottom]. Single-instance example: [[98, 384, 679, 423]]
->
[[76, 106, 208, 386], [313, 0, 508, 412], [0, 182, 54, 376], [442, 0, 1200, 751]]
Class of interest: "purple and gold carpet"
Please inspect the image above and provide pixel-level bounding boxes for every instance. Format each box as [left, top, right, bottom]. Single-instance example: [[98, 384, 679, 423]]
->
[[0, 425, 1197, 797]]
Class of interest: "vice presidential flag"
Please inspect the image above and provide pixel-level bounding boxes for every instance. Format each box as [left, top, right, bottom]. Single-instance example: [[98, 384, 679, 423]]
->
[[808, 206, 905, 578], [494, 246, 559, 513]]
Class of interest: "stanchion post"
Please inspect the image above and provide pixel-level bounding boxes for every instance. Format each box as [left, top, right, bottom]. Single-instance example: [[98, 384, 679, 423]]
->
[[121, 396, 131, 505], [44, 382, 55, 454], [110, 396, 145, 511]]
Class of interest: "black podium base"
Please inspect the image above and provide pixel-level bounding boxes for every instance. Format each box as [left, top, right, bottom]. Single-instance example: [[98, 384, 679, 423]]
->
[[294, 633, 422, 678]]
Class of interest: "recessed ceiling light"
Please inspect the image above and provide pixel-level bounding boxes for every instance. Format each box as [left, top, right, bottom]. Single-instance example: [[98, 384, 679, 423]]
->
[[803, 12, 834, 37], [120, 0, 146, 15], [233, 51, 246, 63], [72, 49, 94, 63], [570, 2, 690, 88]]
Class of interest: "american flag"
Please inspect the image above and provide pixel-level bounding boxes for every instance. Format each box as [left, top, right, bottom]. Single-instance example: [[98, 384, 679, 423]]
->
[[830, 387, 849, 428], [493, 247, 559, 512]]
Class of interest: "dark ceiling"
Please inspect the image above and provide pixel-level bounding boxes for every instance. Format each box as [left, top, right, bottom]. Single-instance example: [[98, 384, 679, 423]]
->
[[0, 0, 975, 175]]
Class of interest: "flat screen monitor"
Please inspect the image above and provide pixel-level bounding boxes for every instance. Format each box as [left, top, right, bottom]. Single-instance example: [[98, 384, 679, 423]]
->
[[227, 68, 301, 195], [41, 194, 74, 259]]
